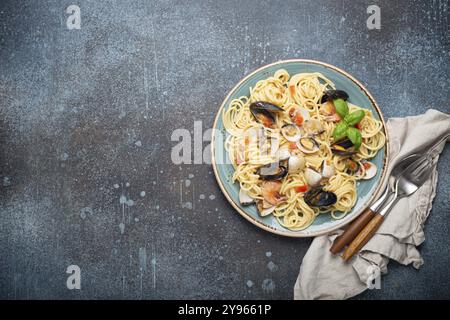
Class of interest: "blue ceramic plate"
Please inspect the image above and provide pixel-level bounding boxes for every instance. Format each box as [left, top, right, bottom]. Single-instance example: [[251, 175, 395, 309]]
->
[[211, 60, 389, 237]]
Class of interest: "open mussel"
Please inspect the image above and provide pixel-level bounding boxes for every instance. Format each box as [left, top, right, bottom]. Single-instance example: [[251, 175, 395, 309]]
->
[[304, 186, 337, 207], [250, 101, 284, 128], [331, 138, 356, 157], [258, 163, 288, 181], [320, 100, 341, 122], [320, 90, 349, 104]]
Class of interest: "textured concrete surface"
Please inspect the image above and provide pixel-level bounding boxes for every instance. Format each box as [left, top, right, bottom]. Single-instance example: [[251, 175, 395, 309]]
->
[[0, 0, 449, 299]]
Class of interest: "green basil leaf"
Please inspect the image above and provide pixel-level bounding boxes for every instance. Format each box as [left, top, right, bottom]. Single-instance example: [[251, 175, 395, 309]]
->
[[344, 110, 365, 126], [332, 121, 348, 141], [333, 99, 349, 118], [347, 127, 362, 150]]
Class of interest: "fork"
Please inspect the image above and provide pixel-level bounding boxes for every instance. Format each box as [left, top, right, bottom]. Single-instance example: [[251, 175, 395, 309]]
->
[[341, 153, 435, 261], [330, 134, 449, 255]]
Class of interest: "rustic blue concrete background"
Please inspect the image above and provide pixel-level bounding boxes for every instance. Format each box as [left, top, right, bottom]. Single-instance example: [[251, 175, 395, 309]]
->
[[0, 0, 448, 299]]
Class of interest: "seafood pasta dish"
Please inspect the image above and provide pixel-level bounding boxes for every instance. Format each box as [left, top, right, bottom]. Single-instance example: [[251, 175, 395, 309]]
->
[[222, 69, 385, 231]]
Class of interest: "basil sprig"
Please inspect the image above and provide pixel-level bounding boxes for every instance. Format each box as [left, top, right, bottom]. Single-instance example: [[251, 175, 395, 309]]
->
[[333, 98, 349, 118], [346, 127, 362, 150], [331, 99, 365, 150]]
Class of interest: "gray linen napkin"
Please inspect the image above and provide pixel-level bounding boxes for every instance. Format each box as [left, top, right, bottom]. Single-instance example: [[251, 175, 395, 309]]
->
[[294, 109, 450, 300]]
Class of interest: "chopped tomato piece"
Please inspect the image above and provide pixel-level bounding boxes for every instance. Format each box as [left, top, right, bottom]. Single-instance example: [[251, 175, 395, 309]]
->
[[363, 162, 371, 170], [294, 185, 308, 193], [355, 123, 361, 130], [289, 107, 296, 118], [289, 85, 296, 96], [288, 142, 297, 150], [244, 137, 250, 145], [348, 161, 358, 171], [294, 114, 304, 126]]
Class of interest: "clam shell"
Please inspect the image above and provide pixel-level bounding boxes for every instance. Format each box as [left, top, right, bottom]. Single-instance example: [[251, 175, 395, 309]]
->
[[239, 188, 254, 206], [362, 161, 377, 180], [281, 124, 301, 142], [297, 137, 319, 154], [305, 168, 322, 187], [277, 144, 291, 160], [256, 200, 276, 217], [288, 155, 306, 173], [321, 160, 335, 178]]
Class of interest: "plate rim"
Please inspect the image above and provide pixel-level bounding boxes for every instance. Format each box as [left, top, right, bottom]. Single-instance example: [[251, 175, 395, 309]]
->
[[211, 59, 390, 237]]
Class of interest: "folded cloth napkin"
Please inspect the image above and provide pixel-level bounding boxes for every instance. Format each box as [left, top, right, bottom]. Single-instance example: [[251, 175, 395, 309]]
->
[[294, 109, 450, 300]]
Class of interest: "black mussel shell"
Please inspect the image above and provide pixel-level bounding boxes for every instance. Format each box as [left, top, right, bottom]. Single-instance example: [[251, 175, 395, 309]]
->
[[331, 138, 356, 157], [250, 101, 284, 125], [320, 90, 349, 104], [250, 101, 284, 113], [304, 186, 337, 207], [258, 164, 288, 181]]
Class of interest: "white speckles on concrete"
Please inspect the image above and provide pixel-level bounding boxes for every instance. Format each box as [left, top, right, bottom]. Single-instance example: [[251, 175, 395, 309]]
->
[[135, 140, 142, 147], [125, 182, 130, 187], [113, 183, 119, 189], [140, 191, 146, 197], [188, 174, 194, 179], [267, 261, 278, 272], [209, 194, 216, 200], [59, 152, 69, 161], [182, 202, 192, 209], [2, 177, 11, 187], [185, 179, 191, 187], [246, 280, 254, 288], [119, 223, 125, 234], [199, 194, 205, 200], [119, 195, 127, 204], [80, 207, 93, 219], [265, 251, 272, 258], [119, 195, 134, 206], [262, 279, 275, 293]]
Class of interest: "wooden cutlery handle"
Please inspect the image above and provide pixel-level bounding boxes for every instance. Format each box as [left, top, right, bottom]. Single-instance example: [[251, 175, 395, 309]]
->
[[342, 213, 385, 261], [330, 208, 376, 254]]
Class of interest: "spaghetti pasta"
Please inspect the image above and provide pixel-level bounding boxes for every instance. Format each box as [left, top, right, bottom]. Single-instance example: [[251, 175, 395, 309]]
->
[[223, 70, 385, 231]]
